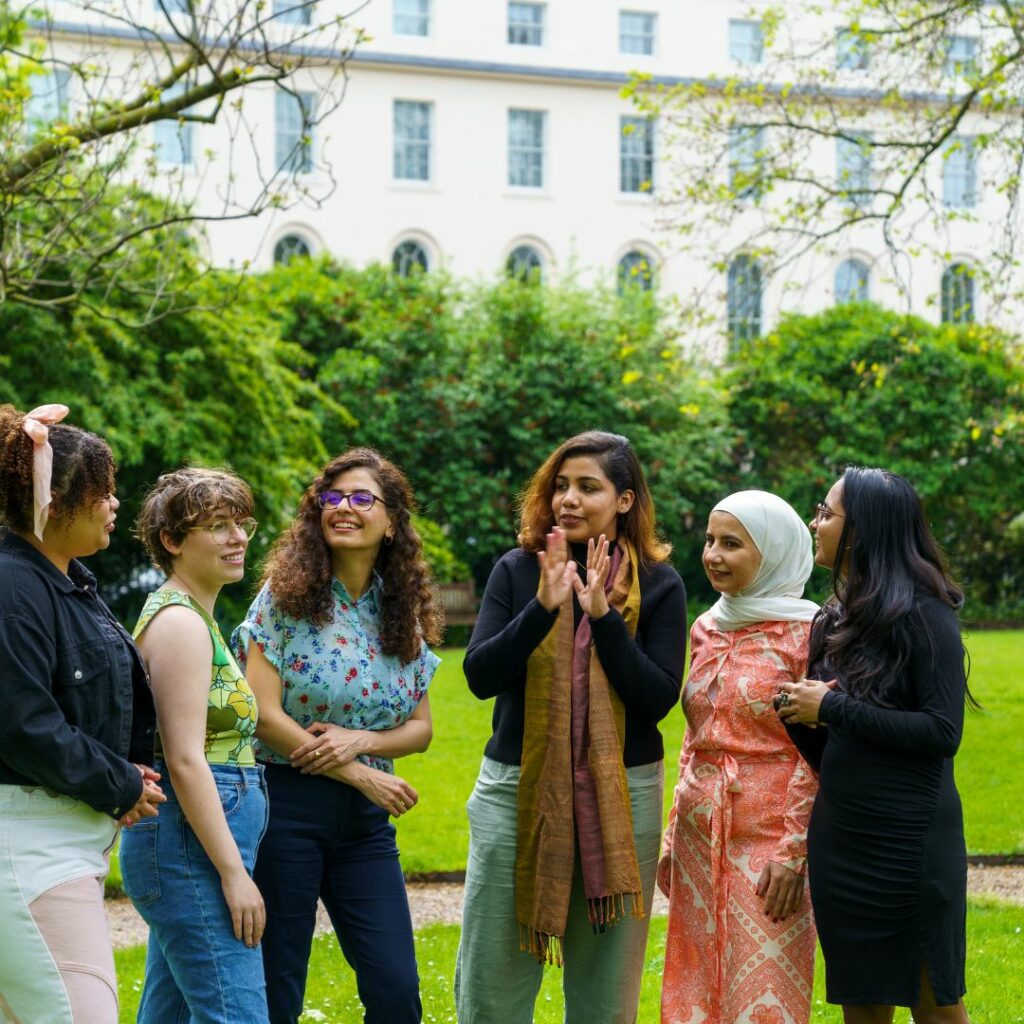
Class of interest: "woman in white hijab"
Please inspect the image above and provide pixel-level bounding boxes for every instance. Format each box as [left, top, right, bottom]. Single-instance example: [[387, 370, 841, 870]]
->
[[658, 490, 820, 1024]]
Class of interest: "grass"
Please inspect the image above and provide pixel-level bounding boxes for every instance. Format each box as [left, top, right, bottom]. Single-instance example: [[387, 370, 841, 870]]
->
[[114, 899, 1024, 1023]]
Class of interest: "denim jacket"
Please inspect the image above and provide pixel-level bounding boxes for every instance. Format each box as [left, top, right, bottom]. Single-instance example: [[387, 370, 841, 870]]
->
[[0, 532, 155, 818]]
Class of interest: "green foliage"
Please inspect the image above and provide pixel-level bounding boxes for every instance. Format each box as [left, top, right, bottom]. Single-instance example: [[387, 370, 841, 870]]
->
[[413, 516, 470, 584], [725, 303, 1024, 618]]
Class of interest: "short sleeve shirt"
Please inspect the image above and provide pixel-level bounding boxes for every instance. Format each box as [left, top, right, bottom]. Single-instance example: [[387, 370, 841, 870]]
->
[[231, 575, 439, 773]]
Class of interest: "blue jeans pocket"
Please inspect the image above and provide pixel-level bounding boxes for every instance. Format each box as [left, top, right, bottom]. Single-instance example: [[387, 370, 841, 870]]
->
[[217, 782, 244, 817], [120, 821, 161, 906]]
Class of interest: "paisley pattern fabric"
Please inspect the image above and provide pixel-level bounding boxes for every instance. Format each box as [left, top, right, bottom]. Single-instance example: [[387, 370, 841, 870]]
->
[[134, 590, 257, 766], [660, 613, 817, 1024], [231, 576, 438, 774]]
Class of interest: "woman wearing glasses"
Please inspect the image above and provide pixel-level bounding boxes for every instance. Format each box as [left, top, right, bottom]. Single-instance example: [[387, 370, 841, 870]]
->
[[233, 448, 441, 1024], [777, 468, 971, 1024], [120, 467, 269, 1024]]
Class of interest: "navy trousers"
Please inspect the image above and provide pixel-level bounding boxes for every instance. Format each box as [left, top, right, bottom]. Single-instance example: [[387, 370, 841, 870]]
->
[[256, 763, 421, 1024]]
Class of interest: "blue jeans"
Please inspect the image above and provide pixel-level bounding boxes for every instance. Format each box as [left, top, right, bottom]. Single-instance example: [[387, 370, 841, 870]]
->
[[256, 762, 421, 1024], [120, 763, 270, 1024]]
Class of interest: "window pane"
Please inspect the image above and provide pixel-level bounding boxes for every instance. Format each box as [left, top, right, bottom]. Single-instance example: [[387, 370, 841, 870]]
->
[[837, 133, 872, 209], [620, 11, 656, 55], [393, 241, 429, 276], [727, 255, 762, 345], [835, 259, 870, 303], [26, 69, 70, 132], [508, 2, 545, 46], [276, 91, 315, 173], [394, 0, 429, 35], [729, 125, 763, 200], [508, 109, 545, 187], [620, 116, 654, 193], [618, 250, 654, 292], [729, 20, 763, 64], [394, 100, 431, 181], [942, 137, 977, 208], [273, 0, 312, 25], [941, 264, 974, 323], [155, 0, 191, 12], [507, 245, 543, 282], [836, 29, 869, 70], [273, 235, 312, 264], [153, 81, 195, 166], [944, 35, 977, 77]]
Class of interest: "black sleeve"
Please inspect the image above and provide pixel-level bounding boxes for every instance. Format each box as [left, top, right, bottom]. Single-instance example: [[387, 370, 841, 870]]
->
[[589, 567, 687, 723], [0, 611, 143, 818], [784, 722, 828, 772], [463, 555, 559, 700], [817, 601, 965, 757]]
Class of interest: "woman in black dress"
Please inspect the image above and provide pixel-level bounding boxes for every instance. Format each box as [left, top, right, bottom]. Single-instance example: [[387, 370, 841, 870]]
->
[[775, 466, 971, 1024]]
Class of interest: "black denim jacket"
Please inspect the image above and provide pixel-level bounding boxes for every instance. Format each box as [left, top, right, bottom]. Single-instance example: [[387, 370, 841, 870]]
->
[[0, 533, 155, 818]]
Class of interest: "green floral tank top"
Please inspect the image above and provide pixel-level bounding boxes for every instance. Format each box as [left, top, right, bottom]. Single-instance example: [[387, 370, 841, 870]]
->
[[134, 590, 257, 766]]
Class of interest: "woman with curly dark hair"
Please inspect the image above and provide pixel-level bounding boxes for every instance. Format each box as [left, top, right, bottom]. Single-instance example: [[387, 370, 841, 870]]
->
[[776, 467, 972, 1024], [455, 431, 687, 1024], [0, 403, 162, 1024], [232, 448, 441, 1024]]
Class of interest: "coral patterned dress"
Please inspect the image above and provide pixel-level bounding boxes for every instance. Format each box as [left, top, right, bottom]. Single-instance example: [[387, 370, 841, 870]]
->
[[660, 613, 817, 1024]]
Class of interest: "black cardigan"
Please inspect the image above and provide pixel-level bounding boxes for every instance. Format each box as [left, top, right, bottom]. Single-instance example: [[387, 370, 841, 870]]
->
[[463, 545, 687, 766]]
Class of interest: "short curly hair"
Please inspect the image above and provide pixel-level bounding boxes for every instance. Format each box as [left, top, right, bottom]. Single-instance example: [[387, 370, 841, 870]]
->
[[0, 404, 115, 532], [134, 467, 255, 575]]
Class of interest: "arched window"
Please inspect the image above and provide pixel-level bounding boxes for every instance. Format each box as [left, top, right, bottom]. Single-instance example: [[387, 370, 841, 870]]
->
[[506, 244, 544, 282], [392, 240, 429, 277], [617, 250, 654, 292], [273, 234, 312, 265], [727, 255, 763, 345], [941, 263, 974, 323], [835, 258, 870, 304]]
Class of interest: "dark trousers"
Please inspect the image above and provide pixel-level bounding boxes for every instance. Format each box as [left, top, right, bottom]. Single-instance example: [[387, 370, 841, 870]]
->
[[256, 763, 421, 1024]]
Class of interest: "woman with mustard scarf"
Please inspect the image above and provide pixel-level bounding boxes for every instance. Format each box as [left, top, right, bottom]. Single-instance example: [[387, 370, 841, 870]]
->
[[455, 431, 687, 1024]]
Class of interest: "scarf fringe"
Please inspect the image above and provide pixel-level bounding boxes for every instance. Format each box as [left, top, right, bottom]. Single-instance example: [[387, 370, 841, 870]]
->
[[586, 891, 645, 931], [519, 923, 565, 966]]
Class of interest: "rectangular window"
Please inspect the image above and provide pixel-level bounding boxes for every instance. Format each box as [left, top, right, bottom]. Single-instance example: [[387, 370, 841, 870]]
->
[[394, 0, 429, 36], [944, 35, 977, 77], [273, 0, 312, 25], [729, 125, 764, 200], [26, 69, 70, 133], [620, 116, 654, 193], [619, 11, 656, 55], [153, 84, 195, 166], [508, 108, 545, 188], [508, 2, 545, 46], [836, 28, 869, 71], [943, 137, 977, 208], [154, 0, 191, 12], [393, 100, 431, 181], [837, 133, 873, 209], [728, 20, 763, 64], [276, 91, 315, 174]]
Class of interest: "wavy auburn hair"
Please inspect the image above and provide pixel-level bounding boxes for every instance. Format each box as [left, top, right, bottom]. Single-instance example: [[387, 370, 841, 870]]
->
[[517, 431, 671, 569], [808, 466, 974, 708], [261, 449, 442, 665]]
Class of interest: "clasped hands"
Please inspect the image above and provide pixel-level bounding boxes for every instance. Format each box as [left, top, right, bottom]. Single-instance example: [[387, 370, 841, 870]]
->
[[537, 526, 611, 618], [119, 764, 166, 827], [773, 677, 834, 726]]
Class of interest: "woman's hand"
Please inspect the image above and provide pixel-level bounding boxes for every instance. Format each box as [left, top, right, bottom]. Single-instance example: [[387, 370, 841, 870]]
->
[[572, 535, 612, 619], [291, 721, 371, 774], [537, 526, 577, 612], [775, 677, 833, 726], [220, 865, 267, 947], [756, 861, 805, 923], [119, 765, 166, 827], [347, 763, 419, 818]]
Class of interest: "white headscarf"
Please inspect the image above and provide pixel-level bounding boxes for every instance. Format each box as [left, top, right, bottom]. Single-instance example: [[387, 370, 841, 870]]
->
[[708, 489, 819, 631]]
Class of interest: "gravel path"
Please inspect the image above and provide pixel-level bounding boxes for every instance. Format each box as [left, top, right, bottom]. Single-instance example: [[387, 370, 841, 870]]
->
[[106, 866, 1024, 950]]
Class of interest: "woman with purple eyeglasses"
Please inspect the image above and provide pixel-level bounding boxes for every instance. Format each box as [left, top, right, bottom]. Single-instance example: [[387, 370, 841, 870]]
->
[[231, 449, 442, 1024]]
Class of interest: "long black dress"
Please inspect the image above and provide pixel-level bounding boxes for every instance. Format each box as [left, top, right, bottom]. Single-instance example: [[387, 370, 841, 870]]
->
[[786, 594, 967, 1007]]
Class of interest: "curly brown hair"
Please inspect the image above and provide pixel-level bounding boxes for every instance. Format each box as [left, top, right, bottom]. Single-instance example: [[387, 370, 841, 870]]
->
[[0, 404, 115, 532], [134, 467, 255, 575], [518, 431, 671, 570], [261, 448, 442, 664]]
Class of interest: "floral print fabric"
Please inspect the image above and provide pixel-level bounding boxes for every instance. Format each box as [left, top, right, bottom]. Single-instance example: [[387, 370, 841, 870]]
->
[[660, 613, 817, 1024], [135, 590, 257, 766], [231, 575, 438, 773]]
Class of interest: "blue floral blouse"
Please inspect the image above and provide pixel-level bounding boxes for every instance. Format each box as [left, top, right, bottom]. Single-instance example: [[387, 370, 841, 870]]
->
[[230, 575, 439, 773]]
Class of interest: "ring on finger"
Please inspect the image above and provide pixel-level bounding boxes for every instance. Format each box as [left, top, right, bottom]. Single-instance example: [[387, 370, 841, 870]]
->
[[313, 749, 321, 758]]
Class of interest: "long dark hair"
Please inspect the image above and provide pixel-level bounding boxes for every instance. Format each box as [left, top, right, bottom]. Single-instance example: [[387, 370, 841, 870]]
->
[[261, 448, 442, 664], [808, 466, 974, 707], [517, 431, 670, 569]]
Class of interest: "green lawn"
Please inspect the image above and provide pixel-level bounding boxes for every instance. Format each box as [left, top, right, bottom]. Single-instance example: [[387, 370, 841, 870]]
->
[[115, 898, 1024, 1023]]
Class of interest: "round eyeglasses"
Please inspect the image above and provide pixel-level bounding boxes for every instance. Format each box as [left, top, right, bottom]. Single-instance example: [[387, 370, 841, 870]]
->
[[317, 489, 388, 512], [194, 518, 258, 543]]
